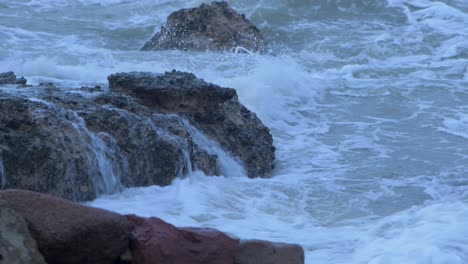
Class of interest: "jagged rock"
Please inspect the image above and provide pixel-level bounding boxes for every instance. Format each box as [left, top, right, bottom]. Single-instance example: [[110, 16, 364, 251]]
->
[[0, 71, 27, 85], [234, 240, 305, 264], [108, 71, 275, 178], [141, 1, 266, 53], [0, 70, 274, 200], [0, 198, 46, 264], [126, 215, 239, 264], [0, 189, 131, 264]]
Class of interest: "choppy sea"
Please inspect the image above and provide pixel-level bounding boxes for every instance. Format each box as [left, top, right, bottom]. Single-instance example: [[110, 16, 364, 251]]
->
[[1, 0, 467, 262]]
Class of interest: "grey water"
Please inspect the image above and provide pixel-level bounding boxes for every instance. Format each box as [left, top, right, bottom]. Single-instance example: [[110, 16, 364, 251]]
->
[[1, 0, 468, 263]]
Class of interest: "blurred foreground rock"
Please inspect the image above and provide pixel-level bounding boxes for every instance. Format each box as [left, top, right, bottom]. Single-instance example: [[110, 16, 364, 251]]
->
[[0, 189, 130, 264], [0, 189, 304, 264]]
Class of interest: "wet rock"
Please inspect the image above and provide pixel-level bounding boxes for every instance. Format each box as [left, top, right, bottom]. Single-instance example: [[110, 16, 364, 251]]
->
[[109, 71, 275, 178], [234, 240, 305, 264], [0, 198, 46, 264], [0, 93, 120, 201], [141, 1, 266, 53], [0, 189, 130, 264], [0, 71, 27, 85], [126, 215, 239, 264]]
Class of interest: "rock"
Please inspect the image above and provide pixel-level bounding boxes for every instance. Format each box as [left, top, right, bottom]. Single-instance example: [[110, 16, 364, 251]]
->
[[0, 198, 46, 264], [0, 93, 122, 201], [141, 1, 266, 53], [0, 88, 220, 200], [234, 240, 305, 264], [108, 71, 275, 178], [0, 189, 130, 264], [0, 69, 274, 199], [126, 215, 239, 264], [0, 71, 27, 85]]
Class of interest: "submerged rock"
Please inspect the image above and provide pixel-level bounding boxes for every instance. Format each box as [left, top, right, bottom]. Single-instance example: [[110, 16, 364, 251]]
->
[[0, 189, 130, 264], [126, 215, 239, 264], [141, 1, 266, 53], [0, 198, 46, 264], [108, 71, 275, 178]]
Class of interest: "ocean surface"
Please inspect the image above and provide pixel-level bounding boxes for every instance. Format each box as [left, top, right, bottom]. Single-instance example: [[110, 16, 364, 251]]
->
[[1, 0, 468, 263]]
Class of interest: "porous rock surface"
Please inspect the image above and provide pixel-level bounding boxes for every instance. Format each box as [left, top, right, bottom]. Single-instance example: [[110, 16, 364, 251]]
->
[[141, 1, 266, 53], [0, 71, 275, 200], [108, 71, 275, 178]]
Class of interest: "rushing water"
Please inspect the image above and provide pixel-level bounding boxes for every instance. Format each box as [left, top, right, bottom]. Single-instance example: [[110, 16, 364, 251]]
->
[[1, 0, 468, 262]]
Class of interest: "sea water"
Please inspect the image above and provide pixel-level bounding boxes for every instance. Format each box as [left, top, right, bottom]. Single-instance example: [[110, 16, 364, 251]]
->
[[1, 0, 467, 262]]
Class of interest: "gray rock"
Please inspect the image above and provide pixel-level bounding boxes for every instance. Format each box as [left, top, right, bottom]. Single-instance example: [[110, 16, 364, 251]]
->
[[234, 240, 305, 264], [0, 198, 46, 264], [141, 1, 266, 53], [0, 71, 27, 85], [108, 71, 275, 178], [0, 189, 131, 264]]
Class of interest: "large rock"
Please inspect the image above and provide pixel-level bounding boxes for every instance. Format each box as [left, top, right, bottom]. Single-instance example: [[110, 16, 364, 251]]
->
[[234, 240, 305, 264], [126, 215, 239, 264], [0, 85, 219, 200], [0, 198, 46, 264], [0, 189, 130, 264], [0, 70, 274, 200], [108, 71, 275, 178], [141, 1, 266, 53]]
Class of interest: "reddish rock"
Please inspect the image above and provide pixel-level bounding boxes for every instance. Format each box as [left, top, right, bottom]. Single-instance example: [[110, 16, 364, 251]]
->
[[126, 215, 239, 264], [0, 189, 130, 264], [234, 240, 305, 264]]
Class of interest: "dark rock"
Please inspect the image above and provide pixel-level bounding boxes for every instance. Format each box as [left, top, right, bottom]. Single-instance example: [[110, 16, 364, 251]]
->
[[0, 88, 221, 200], [141, 1, 266, 53], [0, 71, 27, 85], [0, 189, 130, 264], [109, 71, 275, 178], [0, 198, 46, 264], [126, 215, 239, 264], [234, 240, 305, 264], [0, 93, 123, 201]]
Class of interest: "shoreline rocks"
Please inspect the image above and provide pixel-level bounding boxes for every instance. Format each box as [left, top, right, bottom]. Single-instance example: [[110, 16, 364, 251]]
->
[[0, 189, 305, 264], [141, 1, 266, 53], [0, 70, 275, 200]]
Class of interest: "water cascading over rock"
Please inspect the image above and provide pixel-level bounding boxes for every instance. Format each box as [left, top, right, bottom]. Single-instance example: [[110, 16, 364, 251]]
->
[[0, 71, 275, 201]]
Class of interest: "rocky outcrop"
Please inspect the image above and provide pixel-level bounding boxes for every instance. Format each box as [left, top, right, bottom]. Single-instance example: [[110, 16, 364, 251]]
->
[[0, 70, 274, 200], [141, 1, 266, 53], [0, 198, 46, 264], [0, 71, 26, 85], [0, 189, 130, 264], [126, 215, 239, 264], [108, 71, 275, 178], [234, 240, 305, 264], [0, 189, 305, 264]]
